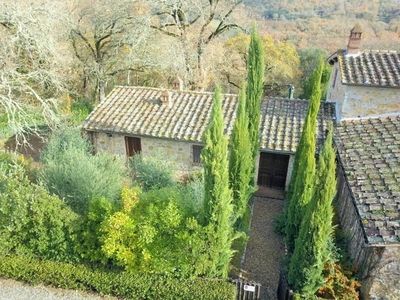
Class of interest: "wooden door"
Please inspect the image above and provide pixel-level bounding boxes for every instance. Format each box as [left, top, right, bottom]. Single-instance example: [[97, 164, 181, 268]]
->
[[257, 152, 289, 189], [125, 136, 141, 157]]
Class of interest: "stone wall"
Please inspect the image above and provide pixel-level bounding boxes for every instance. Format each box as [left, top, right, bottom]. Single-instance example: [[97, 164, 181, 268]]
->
[[91, 132, 126, 156], [366, 245, 400, 300], [336, 163, 400, 300], [90, 131, 203, 172], [342, 85, 400, 120], [327, 62, 400, 121], [90, 131, 296, 190], [327, 64, 345, 120], [141, 135, 203, 174]]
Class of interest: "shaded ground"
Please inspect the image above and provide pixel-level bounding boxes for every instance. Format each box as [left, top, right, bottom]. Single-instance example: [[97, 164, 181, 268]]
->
[[240, 188, 286, 300], [4, 133, 48, 162]]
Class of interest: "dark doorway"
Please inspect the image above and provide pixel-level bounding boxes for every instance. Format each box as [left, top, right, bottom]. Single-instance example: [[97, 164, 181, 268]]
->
[[125, 136, 141, 157], [257, 152, 290, 189]]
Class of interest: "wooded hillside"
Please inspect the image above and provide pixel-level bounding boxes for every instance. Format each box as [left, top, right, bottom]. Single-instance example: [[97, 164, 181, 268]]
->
[[245, 0, 400, 52], [1, 0, 399, 138]]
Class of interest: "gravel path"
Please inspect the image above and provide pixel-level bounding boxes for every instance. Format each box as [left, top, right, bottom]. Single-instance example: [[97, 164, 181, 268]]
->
[[0, 277, 116, 300], [240, 197, 286, 300]]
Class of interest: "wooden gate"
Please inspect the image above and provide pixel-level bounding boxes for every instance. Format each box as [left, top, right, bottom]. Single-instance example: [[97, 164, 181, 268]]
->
[[232, 279, 261, 300], [257, 152, 290, 189]]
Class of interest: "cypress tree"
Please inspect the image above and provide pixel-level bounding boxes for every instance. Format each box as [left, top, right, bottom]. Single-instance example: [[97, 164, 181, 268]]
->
[[201, 85, 235, 278], [300, 59, 332, 101], [229, 86, 253, 229], [288, 127, 336, 296], [246, 25, 265, 177], [285, 59, 323, 252]]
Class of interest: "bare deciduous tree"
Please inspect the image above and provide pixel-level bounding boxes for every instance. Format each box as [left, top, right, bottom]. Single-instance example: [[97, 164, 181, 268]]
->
[[68, 0, 151, 103], [150, 0, 245, 90], [0, 0, 69, 141]]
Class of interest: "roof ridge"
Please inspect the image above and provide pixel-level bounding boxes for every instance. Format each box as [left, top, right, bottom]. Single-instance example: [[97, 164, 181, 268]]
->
[[362, 49, 399, 54], [111, 86, 318, 100], [112, 85, 241, 96]]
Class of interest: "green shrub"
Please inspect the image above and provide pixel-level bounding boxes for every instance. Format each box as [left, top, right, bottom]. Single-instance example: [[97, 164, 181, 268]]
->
[[40, 127, 127, 214], [0, 151, 38, 181], [99, 186, 217, 278], [75, 196, 116, 263], [0, 164, 78, 262], [239, 204, 252, 232], [68, 99, 93, 125], [178, 176, 204, 217], [273, 212, 287, 235], [40, 127, 92, 163], [129, 151, 177, 191], [0, 112, 9, 138], [0, 254, 236, 300]]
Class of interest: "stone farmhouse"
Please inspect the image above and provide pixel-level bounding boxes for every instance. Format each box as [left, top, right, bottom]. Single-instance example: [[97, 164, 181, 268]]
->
[[82, 25, 399, 299], [327, 25, 400, 299], [82, 84, 334, 191]]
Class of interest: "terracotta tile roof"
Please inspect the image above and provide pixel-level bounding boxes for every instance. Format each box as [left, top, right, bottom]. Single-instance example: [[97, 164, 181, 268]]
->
[[259, 98, 335, 152], [82, 86, 237, 142], [337, 50, 400, 87], [335, 116, 400, 244], [83, 86, 335, 153]]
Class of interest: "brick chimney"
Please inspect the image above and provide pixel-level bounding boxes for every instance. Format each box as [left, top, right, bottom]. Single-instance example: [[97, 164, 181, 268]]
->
[[161, 90, 171, 106], [347, 23, 363, 55], [172, 76, 183, 91]]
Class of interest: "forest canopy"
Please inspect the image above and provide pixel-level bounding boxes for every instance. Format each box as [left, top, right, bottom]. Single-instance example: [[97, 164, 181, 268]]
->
[[1, 0, 399, 137]]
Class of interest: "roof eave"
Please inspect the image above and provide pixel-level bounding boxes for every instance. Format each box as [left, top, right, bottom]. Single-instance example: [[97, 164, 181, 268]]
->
[[341, 82, 400, 89]]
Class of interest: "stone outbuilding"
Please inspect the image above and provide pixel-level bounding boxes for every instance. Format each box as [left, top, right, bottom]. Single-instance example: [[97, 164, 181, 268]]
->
[[327, 24, 400, 299]]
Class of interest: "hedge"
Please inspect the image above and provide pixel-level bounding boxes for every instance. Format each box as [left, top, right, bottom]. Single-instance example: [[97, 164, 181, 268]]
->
[[0, 254, 236, 300]]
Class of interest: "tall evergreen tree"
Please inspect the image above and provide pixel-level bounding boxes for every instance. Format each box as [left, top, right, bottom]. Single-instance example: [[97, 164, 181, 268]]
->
[[246, 25, 265, 178], [229, 86, 253, 229], [201, 85, 235, 278], [300, 58, 331, 101], [288, 127, 336, 296], [285, 59, 323, 252]]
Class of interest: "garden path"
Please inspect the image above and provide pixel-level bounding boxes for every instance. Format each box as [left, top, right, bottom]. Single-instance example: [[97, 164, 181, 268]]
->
[[239, 188, 286, 300]]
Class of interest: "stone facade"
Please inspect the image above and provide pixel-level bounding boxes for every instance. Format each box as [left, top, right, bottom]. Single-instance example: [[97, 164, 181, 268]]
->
[[328, 49, 400, 298], [342, 85, 400, 120], [327, 63, 400, 121], [336, 162, 400, 300], [327, 65, 345, 119], [89, 131, 202, 172], [90, 131, 297, 191], [367, 246, 400, 300], [90, 131, 126, 156]]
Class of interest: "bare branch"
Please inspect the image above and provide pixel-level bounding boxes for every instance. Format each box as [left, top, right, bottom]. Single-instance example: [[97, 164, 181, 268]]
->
[[150, 24, 180, 38], [0, 0, 68, 140]]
